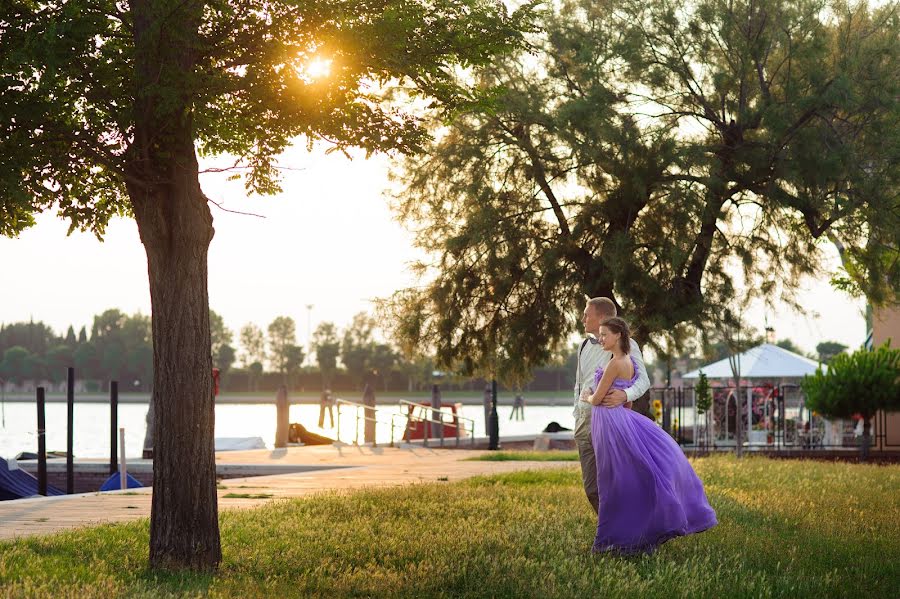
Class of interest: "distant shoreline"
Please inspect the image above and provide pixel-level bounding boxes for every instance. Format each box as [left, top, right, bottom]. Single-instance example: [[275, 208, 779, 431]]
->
[[0, 391, 575, 407]]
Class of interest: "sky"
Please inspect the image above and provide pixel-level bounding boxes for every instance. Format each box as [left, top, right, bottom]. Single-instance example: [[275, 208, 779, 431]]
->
[[0, 143, 868, 361]]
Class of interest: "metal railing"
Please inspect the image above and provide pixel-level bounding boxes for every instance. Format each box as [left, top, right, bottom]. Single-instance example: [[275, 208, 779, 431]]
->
[[334, 398, 407, 447], [398, 400, 476, 447], [333, 398, 477, 448]]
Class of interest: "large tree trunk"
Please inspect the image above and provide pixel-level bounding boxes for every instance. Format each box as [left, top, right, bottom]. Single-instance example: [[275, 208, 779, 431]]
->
[[130, 151, 221, 569], [127, 0, 220, 571]]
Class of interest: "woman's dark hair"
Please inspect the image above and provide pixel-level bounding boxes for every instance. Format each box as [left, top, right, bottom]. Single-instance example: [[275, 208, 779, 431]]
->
[[601, 317, 631, 354]]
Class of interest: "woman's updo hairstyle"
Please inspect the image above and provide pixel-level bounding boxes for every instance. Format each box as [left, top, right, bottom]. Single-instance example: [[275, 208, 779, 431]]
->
[[601, 317, 631, 354]]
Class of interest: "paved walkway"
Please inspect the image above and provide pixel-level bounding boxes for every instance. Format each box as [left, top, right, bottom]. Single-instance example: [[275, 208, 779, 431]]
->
[[0, 445, 573, 541]]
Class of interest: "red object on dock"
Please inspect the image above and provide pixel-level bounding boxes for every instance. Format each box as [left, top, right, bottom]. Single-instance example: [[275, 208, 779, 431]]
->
[[402, 402, 469, 441]]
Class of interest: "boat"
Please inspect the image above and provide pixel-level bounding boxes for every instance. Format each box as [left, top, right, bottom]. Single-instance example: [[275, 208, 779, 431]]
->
[[0, 457, 64, 500], [402, 401, 470, 441]]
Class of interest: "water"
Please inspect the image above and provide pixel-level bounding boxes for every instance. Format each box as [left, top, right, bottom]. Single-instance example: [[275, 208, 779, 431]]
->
[[0, 402, 579, 459]]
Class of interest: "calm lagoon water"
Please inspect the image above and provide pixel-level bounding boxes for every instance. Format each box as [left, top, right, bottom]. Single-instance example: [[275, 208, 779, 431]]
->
[[0, 401, 579, 459]]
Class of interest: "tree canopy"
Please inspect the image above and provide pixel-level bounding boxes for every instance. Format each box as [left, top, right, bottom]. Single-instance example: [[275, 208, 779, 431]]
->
[[0, 0, 535, 237], [386, 0, 900, 383]]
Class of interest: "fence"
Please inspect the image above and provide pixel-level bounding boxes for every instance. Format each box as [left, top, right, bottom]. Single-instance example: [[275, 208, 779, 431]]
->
[[650, 384, 898, 453]]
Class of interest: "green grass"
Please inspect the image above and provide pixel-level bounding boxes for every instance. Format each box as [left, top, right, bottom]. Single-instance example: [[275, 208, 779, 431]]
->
[[0, 455, 897, 598], [465, 450, 579, 461]]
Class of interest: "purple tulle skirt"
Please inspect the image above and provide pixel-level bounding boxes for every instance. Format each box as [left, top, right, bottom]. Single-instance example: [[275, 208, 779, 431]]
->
[[591, 405, 717, 554]]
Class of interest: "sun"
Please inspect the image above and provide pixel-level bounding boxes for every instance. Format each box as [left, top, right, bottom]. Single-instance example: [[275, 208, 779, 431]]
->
[[302, 56, 332, 81]]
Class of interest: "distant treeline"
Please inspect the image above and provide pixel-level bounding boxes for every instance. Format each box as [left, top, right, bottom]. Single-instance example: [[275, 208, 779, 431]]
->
[[0, 309, 580, 394]]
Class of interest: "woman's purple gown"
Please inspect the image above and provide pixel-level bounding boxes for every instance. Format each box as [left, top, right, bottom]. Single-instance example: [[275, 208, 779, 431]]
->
[[590, 356, 717, 554]]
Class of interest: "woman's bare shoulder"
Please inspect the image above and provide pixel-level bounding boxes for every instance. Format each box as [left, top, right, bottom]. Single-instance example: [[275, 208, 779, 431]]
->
[[614, 355, 634, 377]]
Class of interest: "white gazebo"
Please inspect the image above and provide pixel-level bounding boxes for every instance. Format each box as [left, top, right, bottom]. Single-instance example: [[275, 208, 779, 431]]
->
[[683, 344, 825, 447], [682, 343, 823, 381]]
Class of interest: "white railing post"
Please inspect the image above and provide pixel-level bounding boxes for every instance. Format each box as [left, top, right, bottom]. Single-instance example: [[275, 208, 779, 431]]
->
[[119, 427, 127, 490]]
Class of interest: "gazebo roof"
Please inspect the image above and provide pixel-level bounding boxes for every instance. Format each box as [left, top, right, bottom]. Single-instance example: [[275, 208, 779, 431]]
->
[[682, 343, 823, 380]]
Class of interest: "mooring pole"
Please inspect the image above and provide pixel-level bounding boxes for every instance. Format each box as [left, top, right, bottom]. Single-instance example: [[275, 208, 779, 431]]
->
[[110, 381, 118, 475], [66, 367, 74, 494], [488, 378, 499, 450], [36, 386, 47, 496]]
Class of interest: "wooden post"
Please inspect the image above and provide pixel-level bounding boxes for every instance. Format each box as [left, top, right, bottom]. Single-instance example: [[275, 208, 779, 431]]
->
[[110, 381, 118, 475], [36, 387, 47, 496], [363, 384, 376, 445], [119, 427, 127, 490], [274, 386, 289, 448], [66, 367, 74, 494]]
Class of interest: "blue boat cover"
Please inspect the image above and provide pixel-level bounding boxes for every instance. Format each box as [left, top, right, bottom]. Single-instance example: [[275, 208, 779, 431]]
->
[[0, 458, 64, 500], [99, 472, 144, 491]]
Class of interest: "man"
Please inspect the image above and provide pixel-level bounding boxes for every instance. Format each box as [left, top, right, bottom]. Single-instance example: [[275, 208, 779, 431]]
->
[[574, 297, 651, 514]]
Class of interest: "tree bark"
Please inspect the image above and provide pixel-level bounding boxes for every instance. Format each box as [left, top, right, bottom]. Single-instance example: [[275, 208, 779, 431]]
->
[[127, 0, 220, 571], [130, 156, 221, 569], [126, 130, 221, 568]]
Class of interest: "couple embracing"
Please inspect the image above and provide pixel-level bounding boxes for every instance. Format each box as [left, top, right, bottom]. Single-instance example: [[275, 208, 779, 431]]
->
[[574, 297, 717, 555]]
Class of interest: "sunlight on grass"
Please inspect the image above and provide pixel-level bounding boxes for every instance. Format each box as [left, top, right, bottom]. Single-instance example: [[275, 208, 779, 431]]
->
[[0, 455, 896, 598], [465, 450, 579, 461]]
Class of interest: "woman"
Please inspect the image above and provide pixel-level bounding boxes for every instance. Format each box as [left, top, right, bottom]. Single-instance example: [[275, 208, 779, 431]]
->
[[582, 317, 717, 555]]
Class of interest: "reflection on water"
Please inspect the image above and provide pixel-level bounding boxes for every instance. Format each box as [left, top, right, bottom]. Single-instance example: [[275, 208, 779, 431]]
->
[[0, 402, 579, 459]]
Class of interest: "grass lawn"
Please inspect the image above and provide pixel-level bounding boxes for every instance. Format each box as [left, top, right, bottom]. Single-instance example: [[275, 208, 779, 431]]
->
[[1, 455, 897, 598], [465, 450, 579, 461]]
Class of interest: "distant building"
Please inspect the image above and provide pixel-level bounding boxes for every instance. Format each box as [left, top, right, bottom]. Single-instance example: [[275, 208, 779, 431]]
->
[[871, 304, 900, 453]]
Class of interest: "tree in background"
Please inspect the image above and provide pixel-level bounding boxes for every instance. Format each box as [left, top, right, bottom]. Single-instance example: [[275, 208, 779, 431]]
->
[[248, 362, 264, 391], [0, 321, 59, 359], [268, 316, 299, 385], [44, 345, 74, 384], [216, 344, 237, 381], [816, 341, 849, 364], [239, 324, 266, 391], [64, 326, 77, 348], [396, 354, 437, 392], [694, 371, 712, 452], [209, 310, 234, 364], [3, 0, 532, 571], [73, 342, 101, 383], [0, 347, 31, 386], [803, 343, 900, 459], [90, 310, 153, 391], [370, 343, 399, 392], [386, 0, 899, 385], [342, 313, 378, 388], [775, 339, 805, 355], [312, 322, 341, 388], [284, 345, 306, 389]]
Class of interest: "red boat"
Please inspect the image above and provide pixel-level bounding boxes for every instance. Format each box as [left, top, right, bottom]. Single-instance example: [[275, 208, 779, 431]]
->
[[402, 402, 470, 441]]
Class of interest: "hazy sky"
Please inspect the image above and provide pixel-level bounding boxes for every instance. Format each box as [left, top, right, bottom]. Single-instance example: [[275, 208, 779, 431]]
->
[[0, 143, 867, 359]]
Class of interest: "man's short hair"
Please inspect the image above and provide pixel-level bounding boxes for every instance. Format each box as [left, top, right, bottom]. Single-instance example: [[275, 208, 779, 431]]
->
[[587, 297, 617, 318]]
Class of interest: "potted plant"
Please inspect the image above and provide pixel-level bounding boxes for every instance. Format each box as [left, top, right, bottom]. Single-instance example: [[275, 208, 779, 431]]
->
[[802, 342, 900, 460]]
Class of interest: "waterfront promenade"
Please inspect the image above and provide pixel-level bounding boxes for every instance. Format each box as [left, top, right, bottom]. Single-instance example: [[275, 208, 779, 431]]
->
[[0, 445, 572, 541]]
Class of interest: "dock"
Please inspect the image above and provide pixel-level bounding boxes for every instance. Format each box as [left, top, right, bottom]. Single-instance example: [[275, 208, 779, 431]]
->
[[0, 444, 574, 541]]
